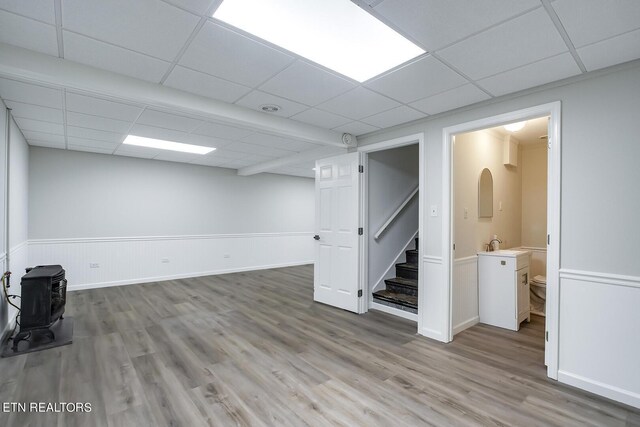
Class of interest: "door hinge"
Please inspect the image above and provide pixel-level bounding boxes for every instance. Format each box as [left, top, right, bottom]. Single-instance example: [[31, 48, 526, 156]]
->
[[453, 243, 456, 250], [358, 227, 363, 235], [545, 331, 549, 342], [358, 165, 364, 173], [357, 289, 363, 297], [547, 234, 550, 245]]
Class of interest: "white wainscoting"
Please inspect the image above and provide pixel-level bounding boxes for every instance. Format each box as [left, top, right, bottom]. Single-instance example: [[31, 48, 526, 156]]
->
[[0, 241, 28, 340], [421, 255, 447, 342], [557, 268, 640, 409], [29, 232, 315, 290], [452, 255, 479, 335]]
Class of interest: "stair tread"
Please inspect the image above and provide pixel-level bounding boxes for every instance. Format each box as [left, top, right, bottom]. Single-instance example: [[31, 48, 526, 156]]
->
[[385, 277, 417, 288], [372, 290, 418, 309], [396, 262, 418, 270], [406, 249, 418, 254]]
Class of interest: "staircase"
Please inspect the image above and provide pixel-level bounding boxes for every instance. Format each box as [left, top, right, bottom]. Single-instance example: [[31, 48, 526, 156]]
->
[[372, 237, 418, 314]]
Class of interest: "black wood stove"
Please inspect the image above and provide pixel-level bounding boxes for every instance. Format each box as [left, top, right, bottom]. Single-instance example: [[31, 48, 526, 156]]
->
[[4, 265, 74, 355]]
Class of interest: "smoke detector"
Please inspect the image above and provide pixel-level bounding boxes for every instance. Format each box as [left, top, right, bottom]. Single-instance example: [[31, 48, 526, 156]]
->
[[260, 104, 281, 113]]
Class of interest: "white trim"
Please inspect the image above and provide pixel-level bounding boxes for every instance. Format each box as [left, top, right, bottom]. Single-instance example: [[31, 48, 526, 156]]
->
[[358, 132, 424, 325], [421, 327, 445, 341], [0, 252, 5, 262], [8, 240, 27, 254], [453, 316, 479, 335], [28, 232, 313, 245], [519, 246, 547, 252], [559, 269, 640, 289], [370, 302, 417, 322], [558, 371, 640, 409], [442, 101, 561, 380], [423, 256, 443, 264], [68, 260, 314, 291], [374, 186, 418, 240], [357, 133, 424, 153]]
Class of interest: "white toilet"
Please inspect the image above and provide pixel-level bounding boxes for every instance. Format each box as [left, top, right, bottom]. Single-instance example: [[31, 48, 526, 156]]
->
[[530, 275, 546, 316]]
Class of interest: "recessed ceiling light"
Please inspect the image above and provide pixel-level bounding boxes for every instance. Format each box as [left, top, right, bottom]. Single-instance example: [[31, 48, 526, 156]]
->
[[260, 104, 281, 113], [123, 135, 215, 154], [504, 121, 527, 132], [213, 0, 425, 82]]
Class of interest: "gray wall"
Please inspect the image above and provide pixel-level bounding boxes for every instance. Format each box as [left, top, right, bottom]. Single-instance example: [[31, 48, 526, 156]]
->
[[368, 144, 419, 290], [29, 148, 315, 239], [0, 104, 29, 337]]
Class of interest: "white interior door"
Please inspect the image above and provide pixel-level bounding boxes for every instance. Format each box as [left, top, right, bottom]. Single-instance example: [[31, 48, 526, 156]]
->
[[314, 152, 362, 313]]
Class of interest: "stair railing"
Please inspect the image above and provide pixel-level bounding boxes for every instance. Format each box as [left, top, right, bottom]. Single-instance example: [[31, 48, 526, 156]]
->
[[374, 186, 418, 240]]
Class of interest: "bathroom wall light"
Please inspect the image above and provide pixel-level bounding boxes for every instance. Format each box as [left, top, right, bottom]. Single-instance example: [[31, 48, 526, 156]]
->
[[123, 135, 215, 154], [504, 121, 527, 132]]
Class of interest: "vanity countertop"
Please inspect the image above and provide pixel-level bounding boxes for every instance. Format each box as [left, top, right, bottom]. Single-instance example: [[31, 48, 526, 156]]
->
[[477, 249, 531, 258]]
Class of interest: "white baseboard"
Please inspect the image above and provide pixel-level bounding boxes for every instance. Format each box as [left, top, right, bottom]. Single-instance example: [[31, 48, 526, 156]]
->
[[369, 301, 417, 322], [558, 370, 640, 409], [68, 260, 313, 291], [453, 316, 479, 335], [421, 327, 447, 342]]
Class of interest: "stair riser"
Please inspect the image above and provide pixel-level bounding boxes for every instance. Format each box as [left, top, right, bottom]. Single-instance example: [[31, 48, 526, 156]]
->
[[406, 251, 418, 265], [385, 281, 418, 296], [372, 296, 418, 313], [396, 265, 418, 280]]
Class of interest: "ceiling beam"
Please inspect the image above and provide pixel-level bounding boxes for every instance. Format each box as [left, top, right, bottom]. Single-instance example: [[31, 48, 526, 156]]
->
[[0, 43, 345, 147], [237, 146, 346, 176]]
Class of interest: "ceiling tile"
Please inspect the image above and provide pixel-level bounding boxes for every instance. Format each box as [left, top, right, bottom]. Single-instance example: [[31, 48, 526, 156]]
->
[[152, 151, 200, 163], [14, 117, 64, 135], [220, 141, 292, 157], [163, 66, 251, 103], [317, 87, 400, 120], [0, 0, 56, 24], [0, 78, 62, 108], [66, 111, 132, 134], [136, 109, 203, 133], [5, 101, 63, 124], [0, 10, 58, 56], [409, 84, 489, 115], [68, 144, 114, 154], [28, 139, 65, 149], [577, 29, 640, 72], [332, 121, 380, 136], [63, 31, 171, 83], [552, 0, 640, 48], [361, 106, 427, 128], [62, 0, 200, 61], [192, 121, 254, 140], [162, 0, 215, 16], [476, 53, 581, 97], [241, 133, 318, 152], [374, 0, 540, 51], [67, 126, 124, 143], [65, 93, 142, 122], [290, 108, 351, 129], [179, 22, 294, 87], [67, 137, 119, 150], [235, 91, 308, 117], [114, 145, 161, 159], [129, 124, 196, 144], [366, 55, 467, 103], [259, 61, 356, 106], [437, 8, 567, 80], [189, 155, 231, 167], [22, 131, 66, 144]]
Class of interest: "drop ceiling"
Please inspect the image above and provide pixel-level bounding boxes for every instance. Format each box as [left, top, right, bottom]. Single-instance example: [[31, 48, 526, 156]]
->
[[0, 0, 638, 178]]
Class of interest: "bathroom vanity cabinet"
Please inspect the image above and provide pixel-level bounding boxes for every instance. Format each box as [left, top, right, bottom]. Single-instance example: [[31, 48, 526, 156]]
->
[[478, 250, 531, 331]]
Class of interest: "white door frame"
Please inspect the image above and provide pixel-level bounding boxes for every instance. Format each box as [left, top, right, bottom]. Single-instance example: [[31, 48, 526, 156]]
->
[[442, 102, 561, 380], [358, 133, 425, 328]]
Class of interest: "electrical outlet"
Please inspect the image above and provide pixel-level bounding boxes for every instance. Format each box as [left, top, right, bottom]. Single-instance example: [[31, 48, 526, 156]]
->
[[161, 258, 170, 264], [223, 254, 231, 259], [89, 263, 100, 269]]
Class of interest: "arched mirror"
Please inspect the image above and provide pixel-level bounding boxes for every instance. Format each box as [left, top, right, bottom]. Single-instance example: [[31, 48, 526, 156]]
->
[[478, 168, 493, 218]]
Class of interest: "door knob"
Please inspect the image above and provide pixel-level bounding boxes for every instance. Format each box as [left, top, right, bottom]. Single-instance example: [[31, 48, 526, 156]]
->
[[313, 235, 320, 240]]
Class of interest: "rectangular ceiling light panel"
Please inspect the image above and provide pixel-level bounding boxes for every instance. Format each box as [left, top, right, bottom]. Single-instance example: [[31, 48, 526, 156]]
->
[[123, 135, 216, 154], [213, 0, 425, 82]]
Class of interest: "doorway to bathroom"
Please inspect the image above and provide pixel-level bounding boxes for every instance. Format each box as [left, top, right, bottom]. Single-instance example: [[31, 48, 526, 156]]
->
[[442, 102, 561, 380]]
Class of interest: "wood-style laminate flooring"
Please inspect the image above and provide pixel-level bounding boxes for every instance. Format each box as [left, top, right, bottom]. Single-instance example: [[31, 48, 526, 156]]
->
[[1, 265, 638, 426]]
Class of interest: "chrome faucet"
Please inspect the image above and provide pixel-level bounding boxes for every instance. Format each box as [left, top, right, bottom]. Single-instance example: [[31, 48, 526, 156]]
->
[[487, 238, 503, 251]]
